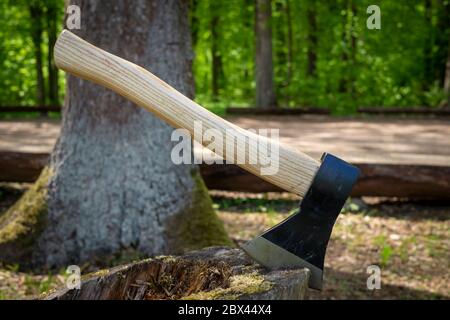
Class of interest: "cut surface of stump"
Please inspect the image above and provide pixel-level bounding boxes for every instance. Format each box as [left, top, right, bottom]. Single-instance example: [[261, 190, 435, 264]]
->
[[43, 247, 310, 300]]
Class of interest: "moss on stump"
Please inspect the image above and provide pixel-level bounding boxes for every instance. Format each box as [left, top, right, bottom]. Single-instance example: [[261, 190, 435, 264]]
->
[[42, 247, 310, 300], [0, 167, 51, 266], [167, 170, 233, 252]]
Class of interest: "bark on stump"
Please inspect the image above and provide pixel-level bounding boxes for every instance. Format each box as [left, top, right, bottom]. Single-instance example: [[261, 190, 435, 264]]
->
[[42, 247, 310, 300]]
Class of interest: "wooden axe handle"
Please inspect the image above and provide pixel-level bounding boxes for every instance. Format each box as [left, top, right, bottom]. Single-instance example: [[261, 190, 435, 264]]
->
[[54, 30, 319, 197]]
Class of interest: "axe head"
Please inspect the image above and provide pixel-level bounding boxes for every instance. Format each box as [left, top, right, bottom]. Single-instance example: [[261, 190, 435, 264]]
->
[[242, 153, 360, 290]]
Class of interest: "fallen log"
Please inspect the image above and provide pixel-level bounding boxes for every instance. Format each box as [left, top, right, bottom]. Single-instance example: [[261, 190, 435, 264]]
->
[[42, 247, 310, 300], [0, 151, 49, 182], [200, 163, 450, 200], [0, 106, 61, 113], [226, 107, 330, 115], [1, 151, 449, 199], [358, 107, 450, 116], [226, 106, 450, 117]]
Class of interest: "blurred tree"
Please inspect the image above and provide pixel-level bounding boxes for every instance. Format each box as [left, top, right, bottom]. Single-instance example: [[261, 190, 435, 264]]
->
[[339, 0, 356, 94], [190, 0, 199, 47], [46, 0, 59, 106], [0, 0, 231, 268], [445, 40, 450, 105], [285, 0, 293, 104], [28, 0, 46, 107], [437, 0, 450, 106], [0, 0, 64, 107], [255, 0, 277, 108], [210, 0, 224, 100], [306, 0, 317, 78]]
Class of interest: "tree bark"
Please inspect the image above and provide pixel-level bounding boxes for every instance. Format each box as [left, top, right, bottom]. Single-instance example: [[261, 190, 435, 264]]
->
[[285, 0, 293, 105], [210, 1, 223, 100], [440, 0, 450, 106], [423, 0, 434, 91], [0, 0, 231, 268], [338, 0, 357, 97], [255, 0, 277, 108], [444, 36, 450, 106], [46, 1, 59, 106], [338, 1, 348, 94], [28, 3, 46, 108], [189, 0, 199, 47], [349, 2, 357, 98], [306, 1, 317, 78]]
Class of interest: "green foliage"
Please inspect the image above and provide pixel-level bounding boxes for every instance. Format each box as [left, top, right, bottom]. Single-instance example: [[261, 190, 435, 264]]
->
[[0, 0, 65, 106], [191, 0, 450, 113], [1, 0, 449, 114]]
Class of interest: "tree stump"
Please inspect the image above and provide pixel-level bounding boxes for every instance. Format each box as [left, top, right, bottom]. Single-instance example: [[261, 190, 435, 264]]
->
[[42, 247, 310, 300]]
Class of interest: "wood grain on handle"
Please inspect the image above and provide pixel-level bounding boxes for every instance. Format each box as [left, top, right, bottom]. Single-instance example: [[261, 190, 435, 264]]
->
[[54, 30, 319, 197]]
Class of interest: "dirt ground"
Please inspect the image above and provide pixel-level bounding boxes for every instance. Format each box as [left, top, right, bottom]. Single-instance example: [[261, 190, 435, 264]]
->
[[214, 191, 450, 299], [1, 117, 450, 166], [0, 185, 449, 300]]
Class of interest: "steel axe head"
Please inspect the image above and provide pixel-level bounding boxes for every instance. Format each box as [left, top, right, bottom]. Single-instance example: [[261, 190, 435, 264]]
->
[[242, 153, 360, 290]]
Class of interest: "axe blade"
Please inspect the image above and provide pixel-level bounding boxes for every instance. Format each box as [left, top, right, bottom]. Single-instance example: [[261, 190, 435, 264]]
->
[[242, 153, 360, 290]]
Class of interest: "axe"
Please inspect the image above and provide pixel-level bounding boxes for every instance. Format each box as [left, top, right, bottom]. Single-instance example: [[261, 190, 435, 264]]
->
[[54, 30, 360, 290]]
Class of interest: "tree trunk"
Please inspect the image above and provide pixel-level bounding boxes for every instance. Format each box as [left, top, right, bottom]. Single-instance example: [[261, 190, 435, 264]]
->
[[285, 0, 293, 105], [338, 0, 357, 97], [349, 2, 357, 98], [255, 0, 277, 108], [444, 35, 450, 106], [29, 3, 46, 109], [242, 0, 254, 99], [190, 0, 199, 47], [338, 2, 348, 94], [423, 0, 434, 91], [306, 1, 317, 78], [46, 1, 59, 106], [439, 0, 450, 106], [0, 0, 231, 269], [210, 1, 223, 100]]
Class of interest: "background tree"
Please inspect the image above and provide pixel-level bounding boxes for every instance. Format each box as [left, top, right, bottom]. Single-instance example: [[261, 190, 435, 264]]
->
[[46, 0, 59, 106], [444, 36, 450, 106], [28, 0, 46, 107], [284, 0, 293, 105], [0, 0, 231, 268], [210, 0, 224, 100], [306, 0, 318, 78], [0, 0, 63, 107], [255, 0, 277, 108]]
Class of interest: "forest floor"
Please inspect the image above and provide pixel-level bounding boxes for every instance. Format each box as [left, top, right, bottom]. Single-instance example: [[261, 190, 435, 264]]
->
[[1, 116, 450, 165], [213, 191, 450, 299], [0, 184, 448, 300]]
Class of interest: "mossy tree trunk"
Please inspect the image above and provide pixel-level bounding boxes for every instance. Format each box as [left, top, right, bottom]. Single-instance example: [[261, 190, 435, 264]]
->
[[0, 0, 231, 269]]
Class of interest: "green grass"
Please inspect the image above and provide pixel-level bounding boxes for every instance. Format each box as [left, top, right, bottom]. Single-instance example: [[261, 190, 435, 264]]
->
[[212, 196, 297, 214], [373, 235, 394, 267]]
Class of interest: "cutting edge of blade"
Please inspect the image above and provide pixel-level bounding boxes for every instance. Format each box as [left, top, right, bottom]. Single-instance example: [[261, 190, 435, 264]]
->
[[241, 236, 323, 290]]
